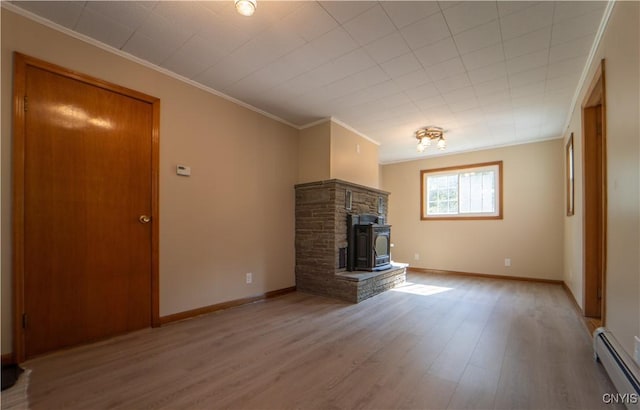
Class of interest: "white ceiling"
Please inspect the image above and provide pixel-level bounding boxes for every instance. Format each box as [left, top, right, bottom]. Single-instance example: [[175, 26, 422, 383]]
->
[[9, 1, 609, 163]]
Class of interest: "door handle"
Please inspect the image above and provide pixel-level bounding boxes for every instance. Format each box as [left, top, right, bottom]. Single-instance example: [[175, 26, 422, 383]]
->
[[139, 215, 151, 224]]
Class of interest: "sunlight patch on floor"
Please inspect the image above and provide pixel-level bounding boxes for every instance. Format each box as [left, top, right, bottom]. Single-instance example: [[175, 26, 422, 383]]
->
[[390, 282, 453, 296]]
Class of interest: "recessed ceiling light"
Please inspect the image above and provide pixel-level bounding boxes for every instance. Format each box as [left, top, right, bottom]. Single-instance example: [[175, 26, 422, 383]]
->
[[235, 0, 256, 17]]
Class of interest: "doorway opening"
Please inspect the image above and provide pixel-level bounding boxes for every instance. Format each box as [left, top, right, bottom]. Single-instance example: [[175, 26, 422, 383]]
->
[[582, 59, 607, 332]]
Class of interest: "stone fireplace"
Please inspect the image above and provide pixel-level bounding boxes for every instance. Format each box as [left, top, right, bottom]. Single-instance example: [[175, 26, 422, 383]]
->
[[295, 179, 406, 303]]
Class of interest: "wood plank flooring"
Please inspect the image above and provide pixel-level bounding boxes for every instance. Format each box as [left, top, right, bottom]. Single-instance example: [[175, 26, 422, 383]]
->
[[3, 272, 621, 409]]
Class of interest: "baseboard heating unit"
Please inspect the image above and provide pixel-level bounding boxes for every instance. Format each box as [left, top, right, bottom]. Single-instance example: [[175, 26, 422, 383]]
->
[[594, 327, 640, 410]]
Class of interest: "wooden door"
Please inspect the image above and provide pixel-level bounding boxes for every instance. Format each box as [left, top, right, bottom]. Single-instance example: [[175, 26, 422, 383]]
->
[[583, 105, 604, 318], [13, 53, 160, 360], [582, 59, 607, 323]]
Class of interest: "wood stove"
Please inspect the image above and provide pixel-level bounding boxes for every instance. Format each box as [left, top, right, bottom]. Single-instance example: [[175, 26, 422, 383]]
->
[[347, 214, 391, 271]]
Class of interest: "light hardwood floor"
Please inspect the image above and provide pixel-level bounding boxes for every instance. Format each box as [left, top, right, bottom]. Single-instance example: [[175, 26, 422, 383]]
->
[[4, 272, 621, 409]]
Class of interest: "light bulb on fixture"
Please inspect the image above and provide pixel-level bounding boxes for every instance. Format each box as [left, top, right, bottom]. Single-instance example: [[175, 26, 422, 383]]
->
[[415, 126, 446, 153], [235, 0, 256, 16]]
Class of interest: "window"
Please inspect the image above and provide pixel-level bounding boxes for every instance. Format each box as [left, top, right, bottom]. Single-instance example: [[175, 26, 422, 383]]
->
[[420, 161, 503, 220]]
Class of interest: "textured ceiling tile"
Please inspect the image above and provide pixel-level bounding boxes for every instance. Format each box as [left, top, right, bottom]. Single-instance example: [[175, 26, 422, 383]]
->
[[461, 44, 505, 71], [553, 1, 607, 23], [414, 94, 447, 111], [443, 1, 499, 35], [380, 53, 423, 78], [414, 37, 460, 67], [353, 66, 391, 87], [197, 17, 251, 53], [511, 81, 546, 99], [551, 8, 603, 45], [503, 26, 552, 60], [506, 49, 549, 75], [499, 2, 554, 40], [549, 35, 593, 63], [434, 72, 472, 94], [508, 67, 547, 88], [393, 69, 433, 91], [546, 56, 587, 79], [13, 1, 85, 29], [473, 77, 510, 97], [425, 58, 467, 82], [447, 97, 480, 113], [453, 108, 485, 125], [454, 20, 502, 54], [400, 12, 450, 50], [12, 0, 607, 163], [364, 32, 411, 64], [309, 27, 359, 61], [122, 32, 178, 66], [381, 1, 441, 29], [404, 82, 441, 102], [279, 2, 337, 42], [85, 1, 152, 30], [318, 1, 376, 24], [75, 8, 133, 49], [468, 61, 508, 84], [497, 1, 541, 17], [162, 34, 230, 78], [343, 5, 396, 46], [282, 43, 333, 73]]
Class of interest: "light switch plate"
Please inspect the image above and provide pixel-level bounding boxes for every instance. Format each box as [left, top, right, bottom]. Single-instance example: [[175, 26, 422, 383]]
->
[[176, 165, 191, 176]]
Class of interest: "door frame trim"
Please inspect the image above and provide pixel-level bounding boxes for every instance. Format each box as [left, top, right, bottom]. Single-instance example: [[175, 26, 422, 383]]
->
[[581, 58, 607, 323], [12, 52, 161, 362]]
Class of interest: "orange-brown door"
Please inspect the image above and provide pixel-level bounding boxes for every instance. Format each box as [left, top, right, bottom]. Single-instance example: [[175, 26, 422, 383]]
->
[[582, 59, 607, 324], [17, 56, 157, 359]]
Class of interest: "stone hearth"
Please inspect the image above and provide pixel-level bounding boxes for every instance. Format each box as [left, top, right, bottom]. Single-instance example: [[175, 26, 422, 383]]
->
[[295, 179, 406, 303]]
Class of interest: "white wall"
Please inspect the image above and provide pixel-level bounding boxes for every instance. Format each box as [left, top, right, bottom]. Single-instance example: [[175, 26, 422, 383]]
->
[[563, 1, 640, 358], [381, 139, 564, 281], [330, 121, 379, 188], [1, 9, 299, 354], [298, 121, 331, 184], [298, 119, 380, 188]]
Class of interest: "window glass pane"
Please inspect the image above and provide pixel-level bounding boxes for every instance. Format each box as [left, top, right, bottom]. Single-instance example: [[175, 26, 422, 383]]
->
[[458, 171, 495, 214], [459, 174, 470, 213], [421, 162, 501, 219], [427, 174, 458, 215], [482, 172, 495, 212], [469, 173, 482, 212]]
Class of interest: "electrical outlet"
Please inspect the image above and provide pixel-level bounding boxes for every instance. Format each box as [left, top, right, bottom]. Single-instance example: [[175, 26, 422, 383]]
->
[[245, 272, 253, 284], [504, 258, 511, 267], [414, 253, 420, 260], [634, 336, 640, 365]]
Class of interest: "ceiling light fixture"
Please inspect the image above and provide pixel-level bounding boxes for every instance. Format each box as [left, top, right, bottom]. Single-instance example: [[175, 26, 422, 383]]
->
[[235, 0, 256, 16], [415, 127, 446, 152]]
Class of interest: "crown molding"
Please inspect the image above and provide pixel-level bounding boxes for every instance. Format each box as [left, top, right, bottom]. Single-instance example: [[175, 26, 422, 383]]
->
[[329, 117, 380, 146], [379, 135, 564, 165], [299, 117, 331, 130], [2, 3, 299, 130], [299, 117, 380, 145], [561, 0, 616, 135]]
